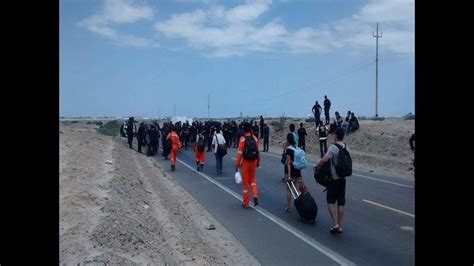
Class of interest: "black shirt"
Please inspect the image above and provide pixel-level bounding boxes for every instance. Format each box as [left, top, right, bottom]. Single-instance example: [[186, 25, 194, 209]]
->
[[324, 99, 331, 111], [297, 127, 307, 140], [284, 146, 302, 178], [312, 104, 322, 115]]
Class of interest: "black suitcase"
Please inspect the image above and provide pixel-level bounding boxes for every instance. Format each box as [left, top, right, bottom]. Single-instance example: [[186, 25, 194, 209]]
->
[[287, 181, 318, 223]]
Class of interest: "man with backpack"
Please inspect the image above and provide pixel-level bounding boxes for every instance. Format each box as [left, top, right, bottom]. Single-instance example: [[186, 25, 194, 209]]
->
[[316, 121, 328, 158], [235, 122, 261, 209], [195, 130, 206, 171], [284, 133, 307, 212], [297, 122, 307, 151], [324, 95, 331, 125], [212, 127, 227, 174], [316, 127, 352, 234], [312, 101, 323, 127]]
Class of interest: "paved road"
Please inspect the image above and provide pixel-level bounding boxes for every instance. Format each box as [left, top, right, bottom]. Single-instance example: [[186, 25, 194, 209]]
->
[[153, 145, 414, 266]]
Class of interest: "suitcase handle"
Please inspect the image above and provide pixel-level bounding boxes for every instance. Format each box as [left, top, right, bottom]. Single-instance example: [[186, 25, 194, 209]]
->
[[286, 180, 300, 199]]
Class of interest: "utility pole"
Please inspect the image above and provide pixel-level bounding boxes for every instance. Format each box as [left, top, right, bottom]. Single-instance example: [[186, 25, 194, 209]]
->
[[373, 22, 382, 118], [207, 94, 210, 120]]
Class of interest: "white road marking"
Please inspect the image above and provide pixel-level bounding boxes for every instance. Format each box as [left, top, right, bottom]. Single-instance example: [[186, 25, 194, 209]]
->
[[400, 226, 414, 233], [261, 151, 413, 188], [363, 199, 415, 218], [172, 156, 355, 266]]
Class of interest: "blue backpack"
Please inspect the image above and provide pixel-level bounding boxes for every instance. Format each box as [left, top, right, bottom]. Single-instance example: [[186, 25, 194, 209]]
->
[[287, 145, 307, 170]]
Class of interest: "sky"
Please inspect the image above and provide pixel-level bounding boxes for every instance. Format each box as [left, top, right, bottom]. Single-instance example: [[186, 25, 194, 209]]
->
[[60, 0, 414, 118]]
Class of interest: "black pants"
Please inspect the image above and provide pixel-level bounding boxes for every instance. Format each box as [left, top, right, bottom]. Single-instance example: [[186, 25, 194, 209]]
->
[[137, 137, 144, 152], [263, 137, 269, 151], [207, 137, 212, 151], [298, 138, 305, 151], [324, 110, 330, 125], [314, 114, 321, 127], [127, 134, 134, 148], [183, 135, 189, 149], [260, 126, 264, 139], [319, 139, 327, 157]]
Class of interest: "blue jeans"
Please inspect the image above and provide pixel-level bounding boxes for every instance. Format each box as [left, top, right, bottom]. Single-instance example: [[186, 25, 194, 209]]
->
[[215, 153, 223, 173]]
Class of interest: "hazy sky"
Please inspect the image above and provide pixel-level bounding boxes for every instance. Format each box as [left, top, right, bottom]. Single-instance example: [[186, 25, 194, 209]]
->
[[60, 0, 414, 118]]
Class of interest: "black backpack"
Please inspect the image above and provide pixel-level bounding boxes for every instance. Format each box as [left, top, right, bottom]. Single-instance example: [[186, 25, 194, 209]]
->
[[333, 143, 352, 177], [197, 136, 205, 152], [318, 125, 327, 138], [243, 136, 259, 160]]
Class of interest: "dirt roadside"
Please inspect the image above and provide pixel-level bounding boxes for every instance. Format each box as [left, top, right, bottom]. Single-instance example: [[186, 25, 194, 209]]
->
[[60, 122, 259, 265]]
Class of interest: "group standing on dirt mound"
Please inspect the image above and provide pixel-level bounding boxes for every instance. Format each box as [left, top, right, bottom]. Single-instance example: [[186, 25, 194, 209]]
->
[[117, 95, 413, 234]]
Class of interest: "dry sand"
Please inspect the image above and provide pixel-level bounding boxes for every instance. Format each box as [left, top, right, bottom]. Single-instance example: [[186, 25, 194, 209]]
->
[[267, 118, 415, 180], [60, 122, 259, 265]]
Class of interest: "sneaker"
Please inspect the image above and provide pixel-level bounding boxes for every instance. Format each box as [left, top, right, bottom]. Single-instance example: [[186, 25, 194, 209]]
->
[[253, 198, 259, 206]]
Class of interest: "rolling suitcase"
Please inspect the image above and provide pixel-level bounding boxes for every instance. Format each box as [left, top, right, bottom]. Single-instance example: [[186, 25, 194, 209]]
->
[[287, 181, 318, 223]]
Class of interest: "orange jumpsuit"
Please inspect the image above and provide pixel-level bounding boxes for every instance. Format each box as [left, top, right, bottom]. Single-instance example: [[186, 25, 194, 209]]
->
[[235, 132, 261, 207], [194, 144, 205, 165], [167, 131, 181, 167]]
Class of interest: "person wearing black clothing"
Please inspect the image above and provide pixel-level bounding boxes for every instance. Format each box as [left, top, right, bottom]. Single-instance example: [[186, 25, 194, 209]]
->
[[137, 122, 146, 153], [182, 123, 189, 150], [349, 112, 359, 132], [259, 116, 265, 139], [324, 95, 331, 125], [126, 117, 135, 149], [120, 122, 126, 137], [207, 127, 214, 152], [316, 121, 328, 158], [262, 123, 270, 152], [252, 121, 260, 139], [312, 101, 323, 127], [297, 123, 307, 151], [284, 133, 302, 212]]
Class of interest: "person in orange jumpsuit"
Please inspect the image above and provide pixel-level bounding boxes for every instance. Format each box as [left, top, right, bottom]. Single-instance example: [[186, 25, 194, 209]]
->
[[235, 122, 261, 208], [194, 130, 206, 171], [167, 126, 181, 171]]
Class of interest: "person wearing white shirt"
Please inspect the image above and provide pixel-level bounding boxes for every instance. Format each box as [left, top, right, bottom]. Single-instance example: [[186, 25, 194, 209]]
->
[[212, 128, 227, 174]]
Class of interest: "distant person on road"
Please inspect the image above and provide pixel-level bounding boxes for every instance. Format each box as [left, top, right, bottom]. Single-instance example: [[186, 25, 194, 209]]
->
[[289, 124, 299, 147], [317, 121, 328, 158], [166, 126, 181, 171], [259, 115, 265, 139], [323, 95, 331, 125], [137, 122, 146, 153], [126, 117, 135, 149], [316, 127, 349, 234], [212, 127, 227, 175], [312, 101, 323, 127], [284, 133, 303, 212], [262, 123, 270, 152], [297, 123, 307, 151], [195, 130, 206, 172], [252, 121, 260, 140], [148, 124, 160, 156], [235, 122, 261, 209]]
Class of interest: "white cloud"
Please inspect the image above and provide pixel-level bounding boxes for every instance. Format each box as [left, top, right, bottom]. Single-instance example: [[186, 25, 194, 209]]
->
[[77, 0, 157, 47], [154, 0, 413, 57]]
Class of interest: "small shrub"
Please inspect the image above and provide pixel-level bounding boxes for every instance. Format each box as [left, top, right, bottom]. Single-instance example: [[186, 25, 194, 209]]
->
[[96, 121, 103, 126], [71, 120, 79, 123], [97, 120, 121, 137], [403, 113, 415, 120]]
